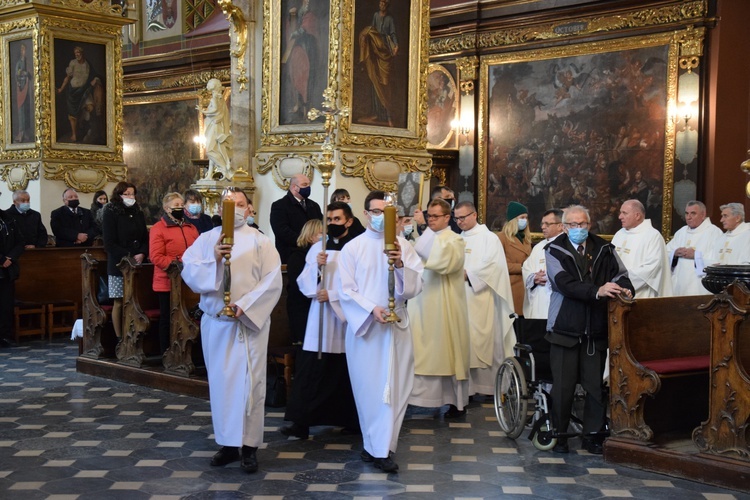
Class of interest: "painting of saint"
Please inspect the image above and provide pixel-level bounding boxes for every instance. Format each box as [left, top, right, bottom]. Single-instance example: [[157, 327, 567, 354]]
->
[[483, 45, 669, 235], [10, 39, 34, 144], [426, 65, 457, 148], [54, 40, 107, 145], [352, 0, 409, 128]]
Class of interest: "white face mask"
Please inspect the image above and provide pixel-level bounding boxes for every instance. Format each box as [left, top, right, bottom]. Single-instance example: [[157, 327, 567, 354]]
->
[[233, 209, 247, 228], [517, 218, 528, 230], [123, 197, 136, 207]]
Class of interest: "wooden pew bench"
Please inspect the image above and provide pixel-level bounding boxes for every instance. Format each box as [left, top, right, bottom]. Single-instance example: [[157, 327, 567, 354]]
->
[[608, 294, 712, 443]]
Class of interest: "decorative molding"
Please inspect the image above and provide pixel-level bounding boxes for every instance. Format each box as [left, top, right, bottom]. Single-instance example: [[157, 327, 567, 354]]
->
[[340, 153, 431, 192], [123, 69, 231, 94], [217, 0, 248, 92], [255, 153, 316, 190], [50, 0, 124, 16], [0, 163, 40, 191], [429, 33, 477, 57], [43, 163, 127, 192], [456, 56, 479, 82]]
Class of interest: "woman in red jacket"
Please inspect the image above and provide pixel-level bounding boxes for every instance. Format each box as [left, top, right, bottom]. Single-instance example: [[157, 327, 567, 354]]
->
[[149, 192, 200, 354]]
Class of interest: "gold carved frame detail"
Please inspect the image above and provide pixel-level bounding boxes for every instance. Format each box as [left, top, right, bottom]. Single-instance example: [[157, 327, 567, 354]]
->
[[0, 163, 40, 191], [340, 153, 431, 192], [44, 162, 126, 192], [256, 153, 316, 190]]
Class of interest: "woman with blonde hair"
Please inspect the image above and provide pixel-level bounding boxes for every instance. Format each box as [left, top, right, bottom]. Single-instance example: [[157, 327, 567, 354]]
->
[[287, 219, 323, 345], [498, 201, 531, 316]]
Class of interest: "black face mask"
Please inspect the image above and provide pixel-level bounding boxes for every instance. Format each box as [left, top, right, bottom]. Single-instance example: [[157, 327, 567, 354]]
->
[[171, 208, 185, 220], [328, 222, 348, 239], [68, 199, 80, 209]]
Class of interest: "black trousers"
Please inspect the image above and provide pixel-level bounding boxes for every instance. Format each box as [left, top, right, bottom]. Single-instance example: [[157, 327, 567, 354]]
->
[[0, 279, 15, 341], [549, 340, 607, 437]]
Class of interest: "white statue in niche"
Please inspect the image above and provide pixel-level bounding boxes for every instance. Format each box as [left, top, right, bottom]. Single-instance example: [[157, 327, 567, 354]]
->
[[198, 79, 234, 181]]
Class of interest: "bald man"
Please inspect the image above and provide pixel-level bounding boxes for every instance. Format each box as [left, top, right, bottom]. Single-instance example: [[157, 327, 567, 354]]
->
[[611, 199, 672, 298], [270, 174, 323, 263]]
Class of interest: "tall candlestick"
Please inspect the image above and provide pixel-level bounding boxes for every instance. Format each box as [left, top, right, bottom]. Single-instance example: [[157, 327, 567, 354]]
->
[[384, 204, 397, 251], [222, 198, 235, 243]]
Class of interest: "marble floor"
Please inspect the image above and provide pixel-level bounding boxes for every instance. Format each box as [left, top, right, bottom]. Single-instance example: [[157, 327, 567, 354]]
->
[[0, 340, 747, 500]]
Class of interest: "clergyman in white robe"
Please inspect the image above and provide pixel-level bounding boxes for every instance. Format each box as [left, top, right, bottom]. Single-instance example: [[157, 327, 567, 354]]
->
[[612, 219, 672, 298], [181, 224, 282, 449], [665, 217, 722, 295], [462, 223, 516, 396], [339, 228, 424, 460], [715, 221, 750, 265], [521, 233, 562, 319]]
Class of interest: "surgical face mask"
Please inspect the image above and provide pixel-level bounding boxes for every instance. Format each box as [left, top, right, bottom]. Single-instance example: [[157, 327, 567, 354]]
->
[[18, 203, 30, 213], [123, 197, 136, 207], [517, 218, 528, 230], [234, 209, 247, 228], [403, 225, 413, 237], [67, 199, 80, 209], [298, 186, 311, 199], [370, 213, 385, 233], [246, 216, 255, 227], [568, 227, 589, 245], [186, 203, 202, 215]]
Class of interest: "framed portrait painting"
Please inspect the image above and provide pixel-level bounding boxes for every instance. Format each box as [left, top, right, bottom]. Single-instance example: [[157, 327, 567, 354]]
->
[[6, 36, 35, 147], [478, 32, 678, 236], [51, 36, 113, 151], [426, 63, 458, 149]]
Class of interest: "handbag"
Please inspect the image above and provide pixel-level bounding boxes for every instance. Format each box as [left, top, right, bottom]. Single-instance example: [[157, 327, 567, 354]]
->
[[97, 275, 113, 305], [265, 356, 287, 408]]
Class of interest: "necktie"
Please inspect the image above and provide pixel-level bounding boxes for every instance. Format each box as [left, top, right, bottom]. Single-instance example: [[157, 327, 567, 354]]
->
[[300, 199, 306, 211], [577, 244, 584, 256]]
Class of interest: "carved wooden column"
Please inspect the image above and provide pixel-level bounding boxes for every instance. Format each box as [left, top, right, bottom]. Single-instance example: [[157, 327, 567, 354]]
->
[[81, 253, 107, 359], [115, 256, 151, 367], [162, 261, 201, 377]]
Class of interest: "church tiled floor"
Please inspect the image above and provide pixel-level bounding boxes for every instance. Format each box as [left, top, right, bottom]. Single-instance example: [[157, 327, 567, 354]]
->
[[0, 341, 747, 499]]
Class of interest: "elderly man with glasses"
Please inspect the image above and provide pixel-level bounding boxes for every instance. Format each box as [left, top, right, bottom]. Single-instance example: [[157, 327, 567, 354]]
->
[[453, 201, 515, 397], [545, 204, 633, 455], [407, 198, 471, 418], [521, 208, 564, 319]]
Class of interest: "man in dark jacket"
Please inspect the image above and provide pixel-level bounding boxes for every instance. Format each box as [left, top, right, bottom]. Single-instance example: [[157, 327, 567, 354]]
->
[[50, 188, 100, 247], [270, 174, 323, 263], [6, 190, 48, 248], [0, 197, 25, 346], [545, 204, 634, 455]]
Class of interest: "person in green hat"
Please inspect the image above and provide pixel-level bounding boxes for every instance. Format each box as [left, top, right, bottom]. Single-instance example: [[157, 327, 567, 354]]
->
[[498, 201, 531, 316]]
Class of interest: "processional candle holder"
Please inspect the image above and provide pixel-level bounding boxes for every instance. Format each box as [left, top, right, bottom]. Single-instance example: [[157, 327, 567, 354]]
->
[[220, 193, 236, 317], [383, 193, 400, 323]]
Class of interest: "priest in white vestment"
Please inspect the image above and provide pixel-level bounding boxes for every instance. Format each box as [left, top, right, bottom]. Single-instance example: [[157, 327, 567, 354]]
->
[[454, 201, 516, 396], [611, 199, 672, 298], [181, 188, 282, 473], [339, 191, 424, 473], [407, 199, 471, 417], [665, 201, 722, 295], [713, 202, 750, 265], [521, 208, 564, 319]]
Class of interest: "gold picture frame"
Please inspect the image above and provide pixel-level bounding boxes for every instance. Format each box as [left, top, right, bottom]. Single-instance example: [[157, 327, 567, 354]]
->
[[477, 30, 697, 238]]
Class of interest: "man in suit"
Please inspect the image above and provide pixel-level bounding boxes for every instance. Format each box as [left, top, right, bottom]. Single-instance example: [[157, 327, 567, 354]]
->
[[270, 174, 323, 263], [6, 190, 48, 248], [50, 188, 100, 247], [0, 190, 24, 347]]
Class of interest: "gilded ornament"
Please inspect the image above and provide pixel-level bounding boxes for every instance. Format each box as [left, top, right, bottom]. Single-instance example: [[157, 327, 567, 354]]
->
[[218, 0, 248, 92], [123, 69, 231, 94], [456, 56, 479, 82], [0, 163, 40, 191], [44, 163, 127, 192]]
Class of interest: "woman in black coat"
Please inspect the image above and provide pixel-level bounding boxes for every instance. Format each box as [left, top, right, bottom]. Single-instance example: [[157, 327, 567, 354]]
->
[[101, 181, 148, 339]]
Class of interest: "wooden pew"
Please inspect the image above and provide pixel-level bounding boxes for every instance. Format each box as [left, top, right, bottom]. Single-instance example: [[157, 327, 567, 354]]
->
[[608, 294, 712, 443], [116, 257, 160, 367], [162, 261, 202, 376], [80, 252, 116, 359]]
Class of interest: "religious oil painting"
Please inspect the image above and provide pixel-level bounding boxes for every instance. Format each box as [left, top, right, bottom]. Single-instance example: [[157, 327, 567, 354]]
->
[[279, 0, 331, 126], [350, 0, 410, 129], [52, 38, 108, 147], [426, 63, 457, 149], [123, 97, 200, 224], [8, 38, 35, 145], [479, 34, 677, 237], [143, 0, 183, 42]]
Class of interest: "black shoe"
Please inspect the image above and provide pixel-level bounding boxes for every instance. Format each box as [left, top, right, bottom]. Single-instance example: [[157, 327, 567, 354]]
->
[[581, 437, 604, 455], [444, 404, 467, 418], [241, 445, 258, 473], [210, 446, 240, 466], [280, 422, 309, 439], [552, 438, 569, 454], [360, 449, 374, 462], [373, 456, 399, 473]]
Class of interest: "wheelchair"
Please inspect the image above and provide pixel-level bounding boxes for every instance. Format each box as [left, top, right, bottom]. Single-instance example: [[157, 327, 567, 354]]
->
[[494, 317, 593, 451]]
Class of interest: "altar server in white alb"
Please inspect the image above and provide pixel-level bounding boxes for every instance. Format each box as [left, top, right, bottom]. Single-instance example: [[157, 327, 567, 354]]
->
[[408, 199, 471, 418], [521, 208, 564, 319], [181, 187, 282, 473], [714, 202, 750, 265], [611, 199, 672, 298], [453, 201, 516, 396], [665, 201, 722, 296], [338, 190, 424, 473]]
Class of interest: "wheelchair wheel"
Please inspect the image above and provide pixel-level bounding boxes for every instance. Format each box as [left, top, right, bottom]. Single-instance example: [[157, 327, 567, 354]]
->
[[532, 419, 557, 451], [494, 358, 529, 439]]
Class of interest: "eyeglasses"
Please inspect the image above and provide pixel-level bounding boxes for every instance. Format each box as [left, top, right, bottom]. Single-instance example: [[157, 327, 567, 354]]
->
[[426, 213, 449, 220], [453, 212, 476, 222], [368, 209, 384, 216], [541, 222, 562, 228], [564, 222, 589, 229]]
